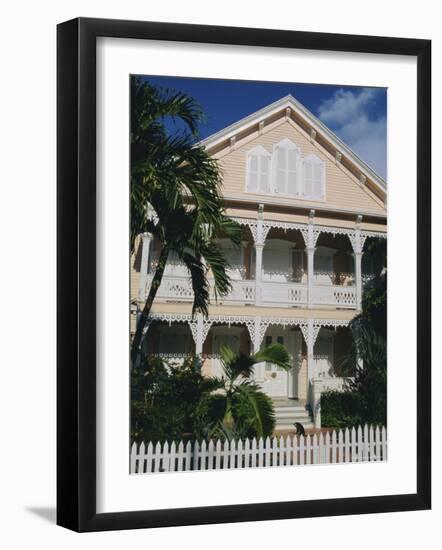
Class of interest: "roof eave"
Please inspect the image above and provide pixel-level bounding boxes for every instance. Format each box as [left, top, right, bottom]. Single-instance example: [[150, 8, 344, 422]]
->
[[198, 94, 387, 196]]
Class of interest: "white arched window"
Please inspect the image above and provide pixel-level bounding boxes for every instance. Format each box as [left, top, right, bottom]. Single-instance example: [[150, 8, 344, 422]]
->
[[246, 145, 271, 193], [302, 153, 325, 200], [245, 141, 326, 201], [272, 138, 300, 196]]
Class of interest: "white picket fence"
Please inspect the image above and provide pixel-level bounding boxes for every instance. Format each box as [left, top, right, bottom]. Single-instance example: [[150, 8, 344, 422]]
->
[[130, 425, 387, 474]]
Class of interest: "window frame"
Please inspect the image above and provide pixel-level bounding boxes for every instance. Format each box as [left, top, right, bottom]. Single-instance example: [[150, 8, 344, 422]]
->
[[245, 145, 272, 194], [244, 140, 326, 202], [302, 153, 326, 201], [272, 138, 301, 196]]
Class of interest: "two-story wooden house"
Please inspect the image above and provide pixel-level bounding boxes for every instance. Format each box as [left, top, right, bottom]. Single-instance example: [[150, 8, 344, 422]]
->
[[131, 95, 387, 429]]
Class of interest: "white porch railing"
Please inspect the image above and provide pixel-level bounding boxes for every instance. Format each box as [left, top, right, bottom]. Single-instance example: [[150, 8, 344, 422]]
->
[[312, 285, 356, 308], [312, 376, 352, 392], [146, 353, 188, 366], [214, 279, 255, 304], [145, 274, 194, 302], [130, 424, 387, 474], [260, 281, 307, 306], [144, 275, 357, 308], [145, 275, 256, 305]]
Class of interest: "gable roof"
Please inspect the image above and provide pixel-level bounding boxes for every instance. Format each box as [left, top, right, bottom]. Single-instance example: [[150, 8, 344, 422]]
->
[[199, 95, 386, 201]]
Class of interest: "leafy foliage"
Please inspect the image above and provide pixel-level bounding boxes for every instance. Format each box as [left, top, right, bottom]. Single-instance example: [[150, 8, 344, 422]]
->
[[321, 237, 387, 428], [320, 391, 363, 429], [197, 343, 291, 440], [130, 77, 243, 363], [360, 237, 387, 339], [131, 356, 221, 444], [131, 343, 291, 443]]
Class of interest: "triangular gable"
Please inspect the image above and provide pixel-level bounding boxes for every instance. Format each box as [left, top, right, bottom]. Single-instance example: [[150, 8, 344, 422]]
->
[[210, 116, 386, 217], [199, 95, 386, 207]]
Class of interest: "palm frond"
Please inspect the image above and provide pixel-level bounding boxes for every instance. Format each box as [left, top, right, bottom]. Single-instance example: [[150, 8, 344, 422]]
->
[[219, 344, 236, 370], [216, 217, 244, 247], [232, 385, 276, 438], [131, 77, 205, 137], [253, 343, 291, 371], [197, 240, 232, 299], [179, 251, 210, 317], [222, 351, 256, 383], [202, 394, 228, 436]]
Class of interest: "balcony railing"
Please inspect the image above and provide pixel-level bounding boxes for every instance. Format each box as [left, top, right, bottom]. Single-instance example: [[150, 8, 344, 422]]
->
[[260, 281, 307, 306], [313, 284, 357, 308], [144, 275, 357, 308]]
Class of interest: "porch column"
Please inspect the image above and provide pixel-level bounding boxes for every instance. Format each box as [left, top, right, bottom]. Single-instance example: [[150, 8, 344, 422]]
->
[[354, 251, 363, 311], [254, 244, 264, 306], [138, 232, 153, 301], [306, 210, 316, 309], [306, 318, 315, 383], [254, 205, 266, 306], [311, 379, 322, 428], [307, 248, 315, 309], [253, 317, 265, 381], [189, 314, 213, 371], [195, 313, 204, 355], [351, 217, 365, 312], [288, 341, 296, 400], [301, 318, 319, 407]]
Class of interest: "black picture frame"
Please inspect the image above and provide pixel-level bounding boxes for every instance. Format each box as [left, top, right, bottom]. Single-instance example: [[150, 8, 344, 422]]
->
[[57, 17, 431, 532]]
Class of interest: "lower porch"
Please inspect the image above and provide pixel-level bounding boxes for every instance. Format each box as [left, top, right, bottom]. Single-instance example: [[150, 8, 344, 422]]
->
[[141, 314, 355, 430]]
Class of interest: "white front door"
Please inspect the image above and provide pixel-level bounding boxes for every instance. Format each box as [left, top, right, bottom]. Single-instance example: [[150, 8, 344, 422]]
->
[[261, 330, 298, 397], [212, 331, 241, 377], [314, 331, 334, 378]]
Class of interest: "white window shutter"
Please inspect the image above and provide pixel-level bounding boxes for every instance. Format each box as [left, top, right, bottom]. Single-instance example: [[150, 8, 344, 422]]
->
[[275, 146, 287, 194], [313, 163, 324, 198], [247, 149, 271, 193], [248, 154, 259, 191], [304, 161, 313, 197], [303, 156, 324, 199], [287, 148, 297, 195], [260, 154, 271, 193]]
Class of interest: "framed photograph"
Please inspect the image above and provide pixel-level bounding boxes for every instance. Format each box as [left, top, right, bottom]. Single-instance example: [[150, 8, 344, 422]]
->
[[57, 17, 431, 532]]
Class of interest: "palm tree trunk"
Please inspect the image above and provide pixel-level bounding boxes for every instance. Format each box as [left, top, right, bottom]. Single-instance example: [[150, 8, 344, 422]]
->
[[131, 246, 169, 365]]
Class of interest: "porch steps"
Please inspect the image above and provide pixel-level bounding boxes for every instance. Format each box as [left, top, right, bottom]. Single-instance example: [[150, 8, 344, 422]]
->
[[273, 398, 314, 430]]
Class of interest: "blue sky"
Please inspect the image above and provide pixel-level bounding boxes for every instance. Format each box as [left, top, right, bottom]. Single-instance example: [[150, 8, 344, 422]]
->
[[140, 76, 387, 180]]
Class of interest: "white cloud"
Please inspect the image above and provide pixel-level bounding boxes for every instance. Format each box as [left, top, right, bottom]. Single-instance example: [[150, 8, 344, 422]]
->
[[317, 88, 387, 180]]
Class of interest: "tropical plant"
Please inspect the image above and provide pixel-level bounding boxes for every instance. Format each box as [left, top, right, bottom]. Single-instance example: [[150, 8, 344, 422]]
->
[[321, 237, 387, 428], [131, 355, 220, 444], [320, 391, 362, 429], [130, 78, 243, 363], [360, 237, 387, 337], [322, 324, 387, 428], [195, 343, 291, 440]]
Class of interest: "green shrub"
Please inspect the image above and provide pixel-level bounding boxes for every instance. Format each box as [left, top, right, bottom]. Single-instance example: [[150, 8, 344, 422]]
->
[[131, 356, 218, 444], [321, 390, 363, 428]]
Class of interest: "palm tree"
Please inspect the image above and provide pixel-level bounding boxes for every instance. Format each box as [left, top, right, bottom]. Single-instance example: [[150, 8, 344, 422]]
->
[[130, 78, 242, 363], [199, 343, 291, 439], [338, 324, 387, 426]]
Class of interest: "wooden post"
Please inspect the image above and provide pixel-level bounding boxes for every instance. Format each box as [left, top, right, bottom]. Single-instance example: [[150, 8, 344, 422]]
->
[[138, 232, 153, 301]]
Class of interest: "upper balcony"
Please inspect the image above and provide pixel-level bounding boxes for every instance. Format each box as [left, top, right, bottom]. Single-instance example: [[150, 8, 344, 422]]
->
[[143, 273, 357, 309], [137, 220, 381, 310]]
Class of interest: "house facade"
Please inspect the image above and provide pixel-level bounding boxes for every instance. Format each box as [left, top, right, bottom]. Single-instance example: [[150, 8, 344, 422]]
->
[[130, 96, 387, 429]]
